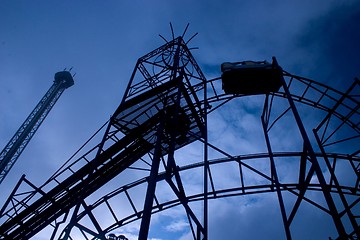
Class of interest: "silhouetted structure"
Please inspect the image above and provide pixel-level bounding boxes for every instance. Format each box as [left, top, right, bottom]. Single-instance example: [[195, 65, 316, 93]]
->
[[0, 71, 74, 185], [221, 59, 283, 94], [0, 27, 358, 239]]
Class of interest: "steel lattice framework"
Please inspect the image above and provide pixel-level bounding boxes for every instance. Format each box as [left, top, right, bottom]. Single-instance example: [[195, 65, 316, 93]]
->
[[0, 32, 359, 240], [0, 71, 74, 185]]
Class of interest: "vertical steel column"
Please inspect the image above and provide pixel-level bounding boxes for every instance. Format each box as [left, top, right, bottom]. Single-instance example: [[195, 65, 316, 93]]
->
[[138, 119, 164, 240], [313, 79, 360, 238], [139, 39, 183, 240], [261, 94, 292, 239], [277, 58, 347, 236], [203, 68, 209, 240], [314, 132, 359, 238]]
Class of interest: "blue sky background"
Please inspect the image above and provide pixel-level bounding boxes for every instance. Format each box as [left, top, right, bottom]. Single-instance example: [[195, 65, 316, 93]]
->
[[0, 1, 359, 239]]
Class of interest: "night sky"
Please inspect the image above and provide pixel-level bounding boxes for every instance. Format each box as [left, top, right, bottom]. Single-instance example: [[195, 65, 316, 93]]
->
[[0, 1, 359, 239]]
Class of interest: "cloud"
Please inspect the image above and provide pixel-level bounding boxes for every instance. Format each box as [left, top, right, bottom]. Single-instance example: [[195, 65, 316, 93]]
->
[[0, 1, 359, 239], [295, 0, 360, 88], [165, 219, 189, 232]]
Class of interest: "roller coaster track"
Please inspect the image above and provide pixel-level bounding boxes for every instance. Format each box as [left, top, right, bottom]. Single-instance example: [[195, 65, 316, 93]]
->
[[0, 35, 358, 239]]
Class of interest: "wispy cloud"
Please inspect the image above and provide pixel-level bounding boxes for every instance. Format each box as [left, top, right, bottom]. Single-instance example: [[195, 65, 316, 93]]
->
[[0, 0, 359, 239]]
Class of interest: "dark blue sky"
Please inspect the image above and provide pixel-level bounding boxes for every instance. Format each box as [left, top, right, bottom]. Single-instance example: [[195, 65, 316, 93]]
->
[[0, 1, 359, 239]]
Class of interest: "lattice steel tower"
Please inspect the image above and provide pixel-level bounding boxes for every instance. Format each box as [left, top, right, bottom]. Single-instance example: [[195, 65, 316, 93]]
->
[[0, 71, 74, 185], [0, 28, 359, 240]]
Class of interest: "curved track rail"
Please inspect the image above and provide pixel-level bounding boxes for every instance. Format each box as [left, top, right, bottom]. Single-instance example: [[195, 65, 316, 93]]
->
[[0, 34, 359, 240]]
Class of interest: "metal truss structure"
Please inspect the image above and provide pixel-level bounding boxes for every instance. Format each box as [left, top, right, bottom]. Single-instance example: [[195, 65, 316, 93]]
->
[[0, 29, 359, 239], [0, 71, 74, 185]]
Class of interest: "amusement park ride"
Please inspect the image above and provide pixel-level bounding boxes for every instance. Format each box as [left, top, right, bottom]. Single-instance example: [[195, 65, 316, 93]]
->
[[0, 25, 359, 239], [0, 71, 74, 185]]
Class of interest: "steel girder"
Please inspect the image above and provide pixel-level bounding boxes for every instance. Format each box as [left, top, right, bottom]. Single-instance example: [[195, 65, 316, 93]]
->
[[0, 35, 359, 240]]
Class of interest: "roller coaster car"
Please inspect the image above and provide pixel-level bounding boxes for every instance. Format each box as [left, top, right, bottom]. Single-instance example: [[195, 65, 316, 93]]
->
[[221, 59, 283, 95]]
